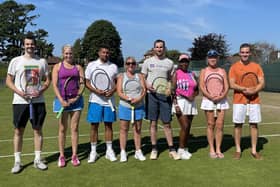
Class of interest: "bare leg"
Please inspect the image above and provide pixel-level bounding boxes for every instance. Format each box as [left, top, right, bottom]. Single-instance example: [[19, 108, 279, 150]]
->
[[119, 120, 129, 151], [70, 111, 81, 156], [250, 123, 258, 154]]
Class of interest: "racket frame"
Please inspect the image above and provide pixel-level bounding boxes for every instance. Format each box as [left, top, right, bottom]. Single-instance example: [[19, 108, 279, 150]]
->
[[205, 73, 224, 118], [240, 72, 259, 116], [19, 70, 40, 120], [91, 68, 115, 112], [124, 79, 142, 124]]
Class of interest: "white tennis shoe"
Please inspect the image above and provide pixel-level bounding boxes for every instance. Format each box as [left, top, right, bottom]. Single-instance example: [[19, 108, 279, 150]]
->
[[105, 149, 117, 162]]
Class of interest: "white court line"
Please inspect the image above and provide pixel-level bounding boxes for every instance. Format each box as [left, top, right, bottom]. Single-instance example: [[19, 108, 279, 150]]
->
[[0, 121, 279, 143], [0, 133, 279, 159]]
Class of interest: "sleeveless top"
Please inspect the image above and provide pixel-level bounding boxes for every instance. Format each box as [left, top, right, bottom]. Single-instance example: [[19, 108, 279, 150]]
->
[[175, 69, 197, 97], [119, 73, 144, 108], [58, 62, 80, 99], [203, 67, 225, 100]]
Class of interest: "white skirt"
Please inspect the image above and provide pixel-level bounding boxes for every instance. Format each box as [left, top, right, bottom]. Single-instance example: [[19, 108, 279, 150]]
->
[[200, 97, 230, 110], [172, 96, 198, 115]]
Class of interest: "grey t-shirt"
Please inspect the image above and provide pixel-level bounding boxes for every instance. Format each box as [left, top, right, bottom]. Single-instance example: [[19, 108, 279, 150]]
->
[[141, 56, 174, 94]]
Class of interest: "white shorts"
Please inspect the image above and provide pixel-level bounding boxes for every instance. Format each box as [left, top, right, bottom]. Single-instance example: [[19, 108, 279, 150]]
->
[[200, 98, 230, 111], [233, 104, 261, 123], [172, 96, 198, 115]]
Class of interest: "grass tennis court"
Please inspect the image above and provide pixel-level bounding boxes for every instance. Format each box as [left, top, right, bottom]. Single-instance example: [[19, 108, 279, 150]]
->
[[0, 87, 279, 187]]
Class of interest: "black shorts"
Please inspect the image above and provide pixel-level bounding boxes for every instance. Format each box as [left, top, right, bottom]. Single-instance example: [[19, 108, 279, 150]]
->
[[13, 103, 46, 130], [145, 92, 172, 123]]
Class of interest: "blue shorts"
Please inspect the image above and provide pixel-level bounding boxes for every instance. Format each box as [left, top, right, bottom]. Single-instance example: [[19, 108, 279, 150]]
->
[[146, 93, 172, 123], [53, 96, 84, 112], [118, 104, 145, 121], [87, 102, 116, 123]]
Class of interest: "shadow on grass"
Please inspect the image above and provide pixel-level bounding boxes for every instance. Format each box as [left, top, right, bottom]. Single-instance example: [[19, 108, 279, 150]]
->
[[44, 134, 268, 164]]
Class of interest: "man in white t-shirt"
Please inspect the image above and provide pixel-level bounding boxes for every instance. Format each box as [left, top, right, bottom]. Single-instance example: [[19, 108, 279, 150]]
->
[[6, 33, 50, 174], [85, 46, 118, 163], [141, 39, 180, 160]]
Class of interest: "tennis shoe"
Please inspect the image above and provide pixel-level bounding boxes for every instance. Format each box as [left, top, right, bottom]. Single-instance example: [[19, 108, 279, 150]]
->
[[150, 150, 158, 160], [34, 159, 48, 170], [120, 150, 127, 162], [11, 162, 23, 174], [134, 150, 146, 161], [178, 148, 192, 160], [88, 151, 98, 163], [58, 156, 66, 167], [105, 149, 117, 162], [169, 151, 181, 160], [71, 155, 80, 166]]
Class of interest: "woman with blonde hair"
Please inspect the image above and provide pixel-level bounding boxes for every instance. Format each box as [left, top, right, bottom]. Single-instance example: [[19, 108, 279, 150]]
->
[[117, 57, 146, 162], [52, 45, 84, 167]]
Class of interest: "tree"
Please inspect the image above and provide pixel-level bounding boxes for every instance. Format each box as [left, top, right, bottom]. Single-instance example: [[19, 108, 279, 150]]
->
[[166, 49, 181, 64], [72, 38, 83, 65], [82, 20, 123, 67], [0, 0, 53, 61], [189, 33, 229, 60], [251, 42, 277, 64], [34, 29, 54, 58]]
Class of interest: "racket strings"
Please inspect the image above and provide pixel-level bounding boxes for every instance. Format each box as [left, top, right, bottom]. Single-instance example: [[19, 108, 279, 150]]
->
[[124, 80, 142, 98], [206, 78, 224, 96], [93, 73, 110, 91]]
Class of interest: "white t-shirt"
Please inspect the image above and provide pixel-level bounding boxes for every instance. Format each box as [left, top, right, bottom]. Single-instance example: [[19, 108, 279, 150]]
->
[[7, 55, 49, 104], [141, 56, 174, 93], [85, 59, 118, 105]]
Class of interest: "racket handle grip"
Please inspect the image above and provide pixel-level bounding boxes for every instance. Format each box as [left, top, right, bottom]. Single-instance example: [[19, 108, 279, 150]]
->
[[213, 104, 217, 118], [131, 106, 135, 124], [29, 103, 33, 120], [108, 99, 115, 112], [246, 104, 250, 116], [56, 107, 64, 119]]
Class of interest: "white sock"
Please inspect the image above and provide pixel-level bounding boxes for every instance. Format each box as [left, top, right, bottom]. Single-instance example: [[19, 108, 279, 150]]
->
[[14, 152, 21, 163], [106, 141, 113, 151], [91, 142, 97, 153], [34, 151, 41, 161]]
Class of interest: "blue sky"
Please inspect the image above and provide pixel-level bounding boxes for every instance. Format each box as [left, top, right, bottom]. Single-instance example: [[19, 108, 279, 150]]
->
[[10, 0, 280, 60]]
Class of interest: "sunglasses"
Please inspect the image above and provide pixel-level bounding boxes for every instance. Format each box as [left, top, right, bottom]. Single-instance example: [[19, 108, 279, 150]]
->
[[126, 62, 136, 66]]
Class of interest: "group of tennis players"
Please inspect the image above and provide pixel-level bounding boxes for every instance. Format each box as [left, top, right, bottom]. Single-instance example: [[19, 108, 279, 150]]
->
[[6, 33, 265, 174]]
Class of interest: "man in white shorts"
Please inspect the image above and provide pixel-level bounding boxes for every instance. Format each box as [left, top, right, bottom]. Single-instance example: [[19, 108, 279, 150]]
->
[[229, 43, 265, 160]]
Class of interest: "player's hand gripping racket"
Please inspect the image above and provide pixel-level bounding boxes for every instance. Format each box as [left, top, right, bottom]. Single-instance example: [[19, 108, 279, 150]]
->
[[19, 69, 41, 120], [124, 78, 142, 124], [91, 68, 115, 111], [56, 76, 80, 118], [240, 72, 258, 116], [205, 73, 224, 117]]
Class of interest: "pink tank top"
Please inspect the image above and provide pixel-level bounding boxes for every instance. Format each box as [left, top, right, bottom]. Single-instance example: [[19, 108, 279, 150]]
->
[[175, 69, 197, 97]]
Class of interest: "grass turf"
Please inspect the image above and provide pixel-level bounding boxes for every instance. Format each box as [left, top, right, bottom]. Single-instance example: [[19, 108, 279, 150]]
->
[[0, 87, 279, 187]]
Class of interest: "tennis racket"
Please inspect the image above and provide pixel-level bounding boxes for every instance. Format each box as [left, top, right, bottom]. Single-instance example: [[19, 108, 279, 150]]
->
[[152, 77, 171, 96], [205, 73, 224, 117], [240, 72, 258, 116], [19, 68, 41, 120], [91, 68, 115, 111], [123, 78, 142, 124], [56, 75, 80, 118]]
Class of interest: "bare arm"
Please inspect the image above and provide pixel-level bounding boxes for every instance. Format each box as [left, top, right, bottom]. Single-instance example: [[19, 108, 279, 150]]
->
[[6, 74, 25, 98]]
